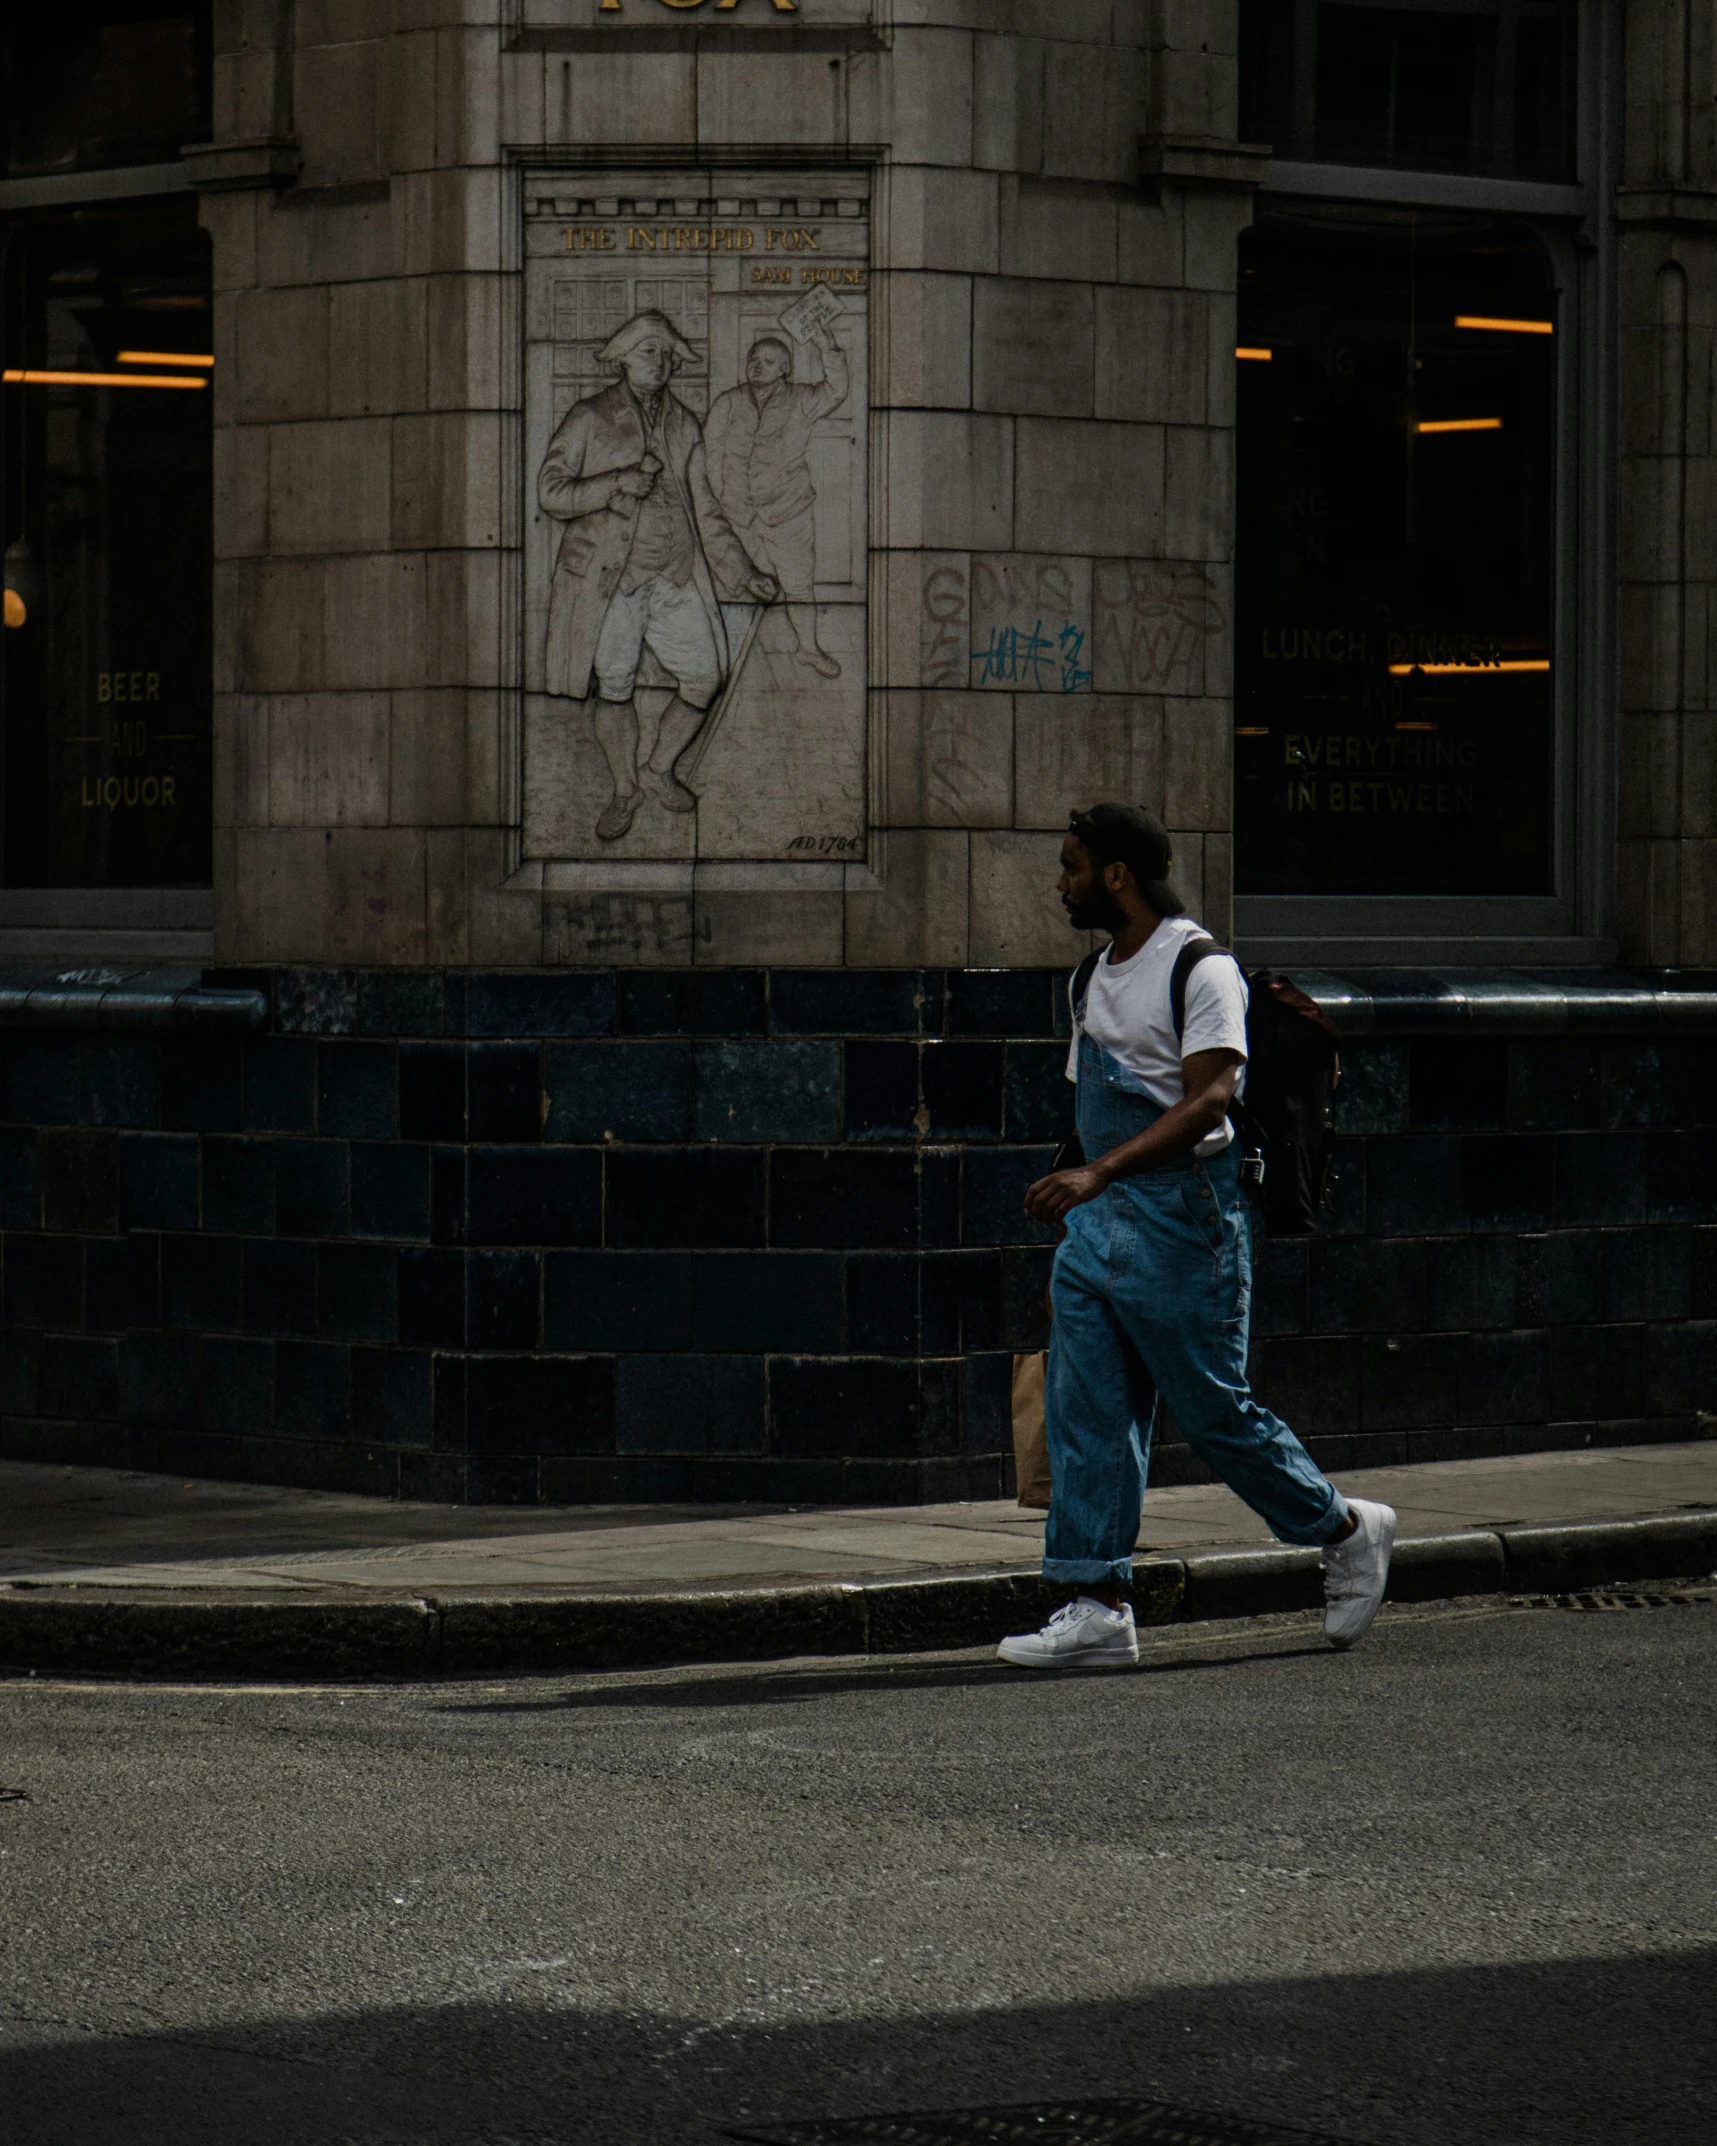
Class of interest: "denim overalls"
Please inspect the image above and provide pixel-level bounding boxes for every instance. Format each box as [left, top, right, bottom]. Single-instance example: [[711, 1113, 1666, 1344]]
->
[[1042, 1029, 1349, 1587]]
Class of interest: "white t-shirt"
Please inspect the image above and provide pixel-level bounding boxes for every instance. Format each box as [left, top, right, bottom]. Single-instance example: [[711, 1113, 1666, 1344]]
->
[[1064, 915, 1249, 1156]]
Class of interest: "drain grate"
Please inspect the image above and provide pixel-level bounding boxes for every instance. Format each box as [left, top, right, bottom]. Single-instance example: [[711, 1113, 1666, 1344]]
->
[[724, 2098, 1374, 2146], [1512, 1588, 1717, 1613]]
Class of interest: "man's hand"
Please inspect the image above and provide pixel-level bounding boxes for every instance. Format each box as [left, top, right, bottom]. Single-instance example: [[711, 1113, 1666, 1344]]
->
[[1024, 1162, 1108, 1228], [746, 573, 780, 602], [810, 321, 838, 354], [613, 467, 656, 500], [1023, 1051, 1244, 1230]]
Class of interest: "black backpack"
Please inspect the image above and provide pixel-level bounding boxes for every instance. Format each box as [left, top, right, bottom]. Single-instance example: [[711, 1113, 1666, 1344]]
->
[[1064, 940, 1340, 1235]]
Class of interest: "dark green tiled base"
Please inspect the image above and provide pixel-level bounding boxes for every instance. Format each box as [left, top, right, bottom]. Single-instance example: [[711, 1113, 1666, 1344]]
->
[[0, 967, 1711, 1505]]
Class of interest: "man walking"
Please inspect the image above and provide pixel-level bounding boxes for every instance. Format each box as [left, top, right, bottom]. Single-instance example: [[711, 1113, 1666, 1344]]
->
[[999, 803, 1395, 1669]]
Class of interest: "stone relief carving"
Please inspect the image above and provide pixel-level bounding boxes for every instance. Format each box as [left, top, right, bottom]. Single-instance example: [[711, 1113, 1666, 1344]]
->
[[523, 181, 868, 865], [538, 311, 780, 841], [704, 290, 850, 680]]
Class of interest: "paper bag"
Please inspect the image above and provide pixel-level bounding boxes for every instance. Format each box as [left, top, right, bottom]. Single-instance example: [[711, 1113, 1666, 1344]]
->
[[1011, 1350, 1052, 1510]]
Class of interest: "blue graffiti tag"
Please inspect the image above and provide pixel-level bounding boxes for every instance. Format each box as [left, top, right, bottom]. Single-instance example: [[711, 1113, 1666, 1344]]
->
[[970, 621, 1055, 689], [1058, 621, 1092, 693], [970, 618, 1089, 693]]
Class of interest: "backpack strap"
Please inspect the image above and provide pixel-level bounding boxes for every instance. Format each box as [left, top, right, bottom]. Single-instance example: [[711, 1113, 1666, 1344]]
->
[[1078, 939, 1239, 1037], [1069, 948, 1102, 1024], [1169, 938, 1229, 1040]]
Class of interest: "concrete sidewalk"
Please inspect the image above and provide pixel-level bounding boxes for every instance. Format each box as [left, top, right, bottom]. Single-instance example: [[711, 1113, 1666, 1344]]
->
[[3, 1442, 1716, 1595], [1, 1443, 1715, 1676]]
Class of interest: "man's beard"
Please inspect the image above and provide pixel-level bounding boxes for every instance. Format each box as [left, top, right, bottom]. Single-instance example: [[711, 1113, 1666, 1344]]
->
[[1064, 885, 1128, 933]]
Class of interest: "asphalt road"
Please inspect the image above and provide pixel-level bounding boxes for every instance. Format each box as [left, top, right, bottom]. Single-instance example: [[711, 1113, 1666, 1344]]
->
[[1, 1593, 1713, 2146]]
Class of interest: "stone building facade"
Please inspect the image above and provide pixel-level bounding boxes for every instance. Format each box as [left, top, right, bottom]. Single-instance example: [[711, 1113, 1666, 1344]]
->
[[193, 1, 1243, 976], [1617, 0, 1717, 964], [2, 2, 1716, 1503]]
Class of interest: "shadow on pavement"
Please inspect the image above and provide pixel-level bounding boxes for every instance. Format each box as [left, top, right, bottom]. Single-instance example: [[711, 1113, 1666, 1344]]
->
[[7, 1947, 1712, 2146], [436, 1641, 1331, 1714]]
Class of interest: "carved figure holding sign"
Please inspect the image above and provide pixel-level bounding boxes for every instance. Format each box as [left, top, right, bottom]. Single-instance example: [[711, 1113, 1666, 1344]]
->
[[537, 310, 778, 841], [702, 297, 849, 678]]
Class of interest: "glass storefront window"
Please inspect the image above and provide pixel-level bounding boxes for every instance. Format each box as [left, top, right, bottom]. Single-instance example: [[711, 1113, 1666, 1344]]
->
[[1234, 205, 1558, 899], [1240, 1, 1576, 182], [1, 198, 213, 888], [2, 12, 210, 178]]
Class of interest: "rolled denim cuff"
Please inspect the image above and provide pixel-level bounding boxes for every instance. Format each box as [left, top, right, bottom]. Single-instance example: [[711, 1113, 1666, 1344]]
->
[[1042, 1556, 1133, 1584], [1284, 1489, 1352, 1548]]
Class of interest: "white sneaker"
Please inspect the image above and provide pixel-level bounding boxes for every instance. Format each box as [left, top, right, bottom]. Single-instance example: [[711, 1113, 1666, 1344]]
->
[[998, 1597, 1139, 1670], [1322, 1498, 1397, 1649]]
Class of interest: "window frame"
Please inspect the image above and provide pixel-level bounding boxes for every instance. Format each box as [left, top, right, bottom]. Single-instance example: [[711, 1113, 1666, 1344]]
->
[[1233, 0, 1619, 967], [0, 163, 210, 960], [1, 8, 213, 183], [1248, 0, 1581, 184]]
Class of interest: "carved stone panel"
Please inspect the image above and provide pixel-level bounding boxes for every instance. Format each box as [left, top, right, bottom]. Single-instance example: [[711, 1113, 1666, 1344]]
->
[[522, 173, 869, 866]]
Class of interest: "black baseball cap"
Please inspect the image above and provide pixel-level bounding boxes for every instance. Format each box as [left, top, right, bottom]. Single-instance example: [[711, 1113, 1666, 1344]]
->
[[1068, 803, 1174, 888]]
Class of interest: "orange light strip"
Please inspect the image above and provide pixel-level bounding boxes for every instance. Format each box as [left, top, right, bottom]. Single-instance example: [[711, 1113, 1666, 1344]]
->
[[1416, 416, 1502, 433], [117, 350, 214, 368], [1455, 314, 1553, 334], [1235, 346, 1273, 361], [2, 368, 205, 390], [1388, 659, 1550, 676]]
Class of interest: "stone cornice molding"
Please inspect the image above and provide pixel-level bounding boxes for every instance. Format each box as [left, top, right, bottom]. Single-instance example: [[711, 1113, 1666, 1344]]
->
[[179, 138, 302, 194], [1137, 137, 1271, 194], [1616, 184, 1717, 233]]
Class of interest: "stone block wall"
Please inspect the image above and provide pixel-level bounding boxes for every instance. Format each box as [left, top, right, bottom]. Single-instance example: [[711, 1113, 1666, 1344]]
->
[[1618, 0, 1717, 962], [195, 0, 1252, 972], [0, 969, 1712, 1505], [203, 0, 514, 970]]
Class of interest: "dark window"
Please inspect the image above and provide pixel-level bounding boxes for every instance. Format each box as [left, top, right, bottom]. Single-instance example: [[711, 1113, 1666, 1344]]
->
[[1239, 1, 1576, 182], [2, 10, 211, 178], [1234, 207, 1557, 898], [1513, 12, 1575, 179], [1317, 6, 1488, 172], [1, 198, 213, 888]]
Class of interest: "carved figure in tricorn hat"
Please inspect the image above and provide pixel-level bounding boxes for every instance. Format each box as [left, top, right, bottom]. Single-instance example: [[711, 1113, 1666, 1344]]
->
[[537, 309, 778, 841]]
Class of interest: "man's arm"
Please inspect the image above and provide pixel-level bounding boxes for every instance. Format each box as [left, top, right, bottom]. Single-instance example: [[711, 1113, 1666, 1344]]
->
[[800, 332, 850, 422], [1023, 1048, 1243, 1227], [687, 438, 778, 601], [538, 406, 645, 521], [701, 389, 734, 466]]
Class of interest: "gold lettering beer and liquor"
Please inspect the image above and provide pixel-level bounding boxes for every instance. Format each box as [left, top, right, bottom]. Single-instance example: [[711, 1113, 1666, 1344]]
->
[[71, 668, 191, 812], [80, 775, 178, 812]]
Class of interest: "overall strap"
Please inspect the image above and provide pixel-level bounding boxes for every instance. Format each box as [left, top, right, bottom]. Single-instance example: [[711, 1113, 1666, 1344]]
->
[[1169, 938, 1228, 1039], [1057, 949, 1106, 1174], [1070, 948, 1102, 1022]]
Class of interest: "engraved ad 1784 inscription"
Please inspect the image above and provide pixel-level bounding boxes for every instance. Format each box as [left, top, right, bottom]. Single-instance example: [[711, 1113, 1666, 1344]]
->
[[523, 178, 868, 865]]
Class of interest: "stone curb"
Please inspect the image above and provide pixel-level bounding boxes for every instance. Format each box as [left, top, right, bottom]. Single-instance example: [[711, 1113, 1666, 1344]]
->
[[0, 1513, 1712, 1679]]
